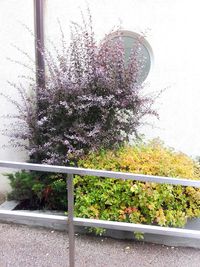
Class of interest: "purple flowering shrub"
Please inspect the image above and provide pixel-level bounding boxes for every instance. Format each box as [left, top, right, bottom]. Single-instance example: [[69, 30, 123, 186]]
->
[[3, 13, 157, 166], [2, 12, 158, 209], [37, 18, 157, 165]]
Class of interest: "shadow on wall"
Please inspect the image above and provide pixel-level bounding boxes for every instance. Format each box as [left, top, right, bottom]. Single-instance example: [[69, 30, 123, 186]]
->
[[0, 173, 11, 194], [0, 190, 6, 203]]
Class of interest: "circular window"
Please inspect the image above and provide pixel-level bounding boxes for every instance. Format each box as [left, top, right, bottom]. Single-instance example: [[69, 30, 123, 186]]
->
[[105, 31, 153, 84]]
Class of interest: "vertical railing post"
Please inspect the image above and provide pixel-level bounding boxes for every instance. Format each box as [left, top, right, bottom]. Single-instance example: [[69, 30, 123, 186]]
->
[[67, 174, 75, 267]]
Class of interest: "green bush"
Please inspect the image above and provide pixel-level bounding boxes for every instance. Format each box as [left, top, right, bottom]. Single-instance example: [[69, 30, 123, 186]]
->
[[7, 171, 36, 202], [7, 171, 67, 210], [6, 139, 200, 227], [74, 139, 200, 228]]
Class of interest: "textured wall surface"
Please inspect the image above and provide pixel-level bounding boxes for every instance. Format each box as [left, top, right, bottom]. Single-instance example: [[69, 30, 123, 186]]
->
[[0, 0, 34, 191]]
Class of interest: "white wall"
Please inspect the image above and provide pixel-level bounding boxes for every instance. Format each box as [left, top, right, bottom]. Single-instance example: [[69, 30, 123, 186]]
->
[[0, 0, 34, 192], [0, 0, 200, 192]]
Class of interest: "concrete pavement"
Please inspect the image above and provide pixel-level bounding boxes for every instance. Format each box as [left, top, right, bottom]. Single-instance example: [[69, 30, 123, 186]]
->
[[0, 223, 200, 267]]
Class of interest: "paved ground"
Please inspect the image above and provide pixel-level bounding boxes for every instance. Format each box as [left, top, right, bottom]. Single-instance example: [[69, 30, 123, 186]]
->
[[0, 223, 200, 267]]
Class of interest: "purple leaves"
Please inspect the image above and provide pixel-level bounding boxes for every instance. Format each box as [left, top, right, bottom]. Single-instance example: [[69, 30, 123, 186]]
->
[[3, 11, 157, 166]]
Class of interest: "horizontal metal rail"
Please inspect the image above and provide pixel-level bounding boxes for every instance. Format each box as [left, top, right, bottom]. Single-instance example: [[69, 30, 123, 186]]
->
[[1, 160, 200, 187], [1, 160, 200, 267]]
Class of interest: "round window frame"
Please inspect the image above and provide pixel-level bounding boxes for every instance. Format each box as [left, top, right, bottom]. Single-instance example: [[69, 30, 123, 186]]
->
[[102, 30, 153, 83]]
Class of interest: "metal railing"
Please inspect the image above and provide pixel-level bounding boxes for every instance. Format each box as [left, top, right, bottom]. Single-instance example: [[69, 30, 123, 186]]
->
[[0, 160, 200, 267]]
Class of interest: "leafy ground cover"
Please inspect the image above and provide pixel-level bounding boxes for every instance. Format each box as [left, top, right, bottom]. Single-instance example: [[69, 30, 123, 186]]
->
[[7, 139, 200, 232], [74, 139, 200, 229]]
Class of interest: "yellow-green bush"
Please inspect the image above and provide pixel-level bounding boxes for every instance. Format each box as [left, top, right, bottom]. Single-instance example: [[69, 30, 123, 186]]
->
[[74, 139, 200, 229]]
